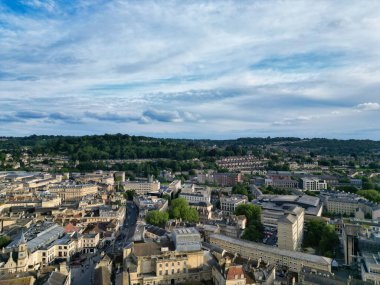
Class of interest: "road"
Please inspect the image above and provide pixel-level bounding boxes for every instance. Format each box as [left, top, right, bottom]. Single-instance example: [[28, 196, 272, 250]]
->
[[71, 201, 138, 285], [107, 201, 138, 254], [71, 253, 101, 285]]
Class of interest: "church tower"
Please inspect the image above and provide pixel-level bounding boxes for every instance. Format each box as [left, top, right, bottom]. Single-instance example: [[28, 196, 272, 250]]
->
[[17, 231, 28, 270]]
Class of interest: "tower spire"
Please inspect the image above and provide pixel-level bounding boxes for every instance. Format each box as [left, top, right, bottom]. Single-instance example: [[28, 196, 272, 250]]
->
[[19, 230, 26, 245]]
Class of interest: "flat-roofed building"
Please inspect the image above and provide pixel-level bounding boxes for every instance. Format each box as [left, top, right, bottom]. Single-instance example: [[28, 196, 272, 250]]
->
[[133, 195, 168, 218], [265, 178, 299, 190], [360, 252, 380, 284], [197, 173, 241, 187], [320, 190, 380, 219], [172, 228, 201, 252], [209, 234, 332, 273], [180, 185, 211, 204], [254, 195, 322, 227], [301, 178, 327, 191]]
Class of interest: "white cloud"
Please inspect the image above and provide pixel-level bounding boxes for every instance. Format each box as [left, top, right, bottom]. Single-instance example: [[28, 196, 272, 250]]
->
[[0, 1, 380, 138], [356, 102, 380, 111]]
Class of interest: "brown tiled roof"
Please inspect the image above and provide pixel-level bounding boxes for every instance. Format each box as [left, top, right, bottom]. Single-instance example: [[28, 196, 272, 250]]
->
[[226, 265, 244, 280]]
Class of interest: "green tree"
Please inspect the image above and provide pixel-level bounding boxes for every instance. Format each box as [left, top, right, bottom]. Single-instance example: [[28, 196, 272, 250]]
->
[[235, 204, 261, 224], [170, 198, 199, 223], [146, 210, 169, 227], [357, 190, 380, 203], [232, 184, 249, 196], [235, 204, 264, 241], [124, 190, 136, 201], [303, 219, 339, 257], [320, 224, 339, 257], [0, 235, 11, 249]]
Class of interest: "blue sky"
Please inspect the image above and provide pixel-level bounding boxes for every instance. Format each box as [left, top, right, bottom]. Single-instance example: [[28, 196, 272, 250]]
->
[[1, 0, 380, 139]]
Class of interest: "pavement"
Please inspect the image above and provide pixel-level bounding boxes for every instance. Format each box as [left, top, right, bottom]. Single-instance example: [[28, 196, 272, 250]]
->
[[108, 201, 138, 254], [71, 201, 139, 285], [71, 252, 101, 285]]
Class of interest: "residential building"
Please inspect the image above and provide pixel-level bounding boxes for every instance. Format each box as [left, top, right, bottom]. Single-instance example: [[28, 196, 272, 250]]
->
[[210, 234, 332, 273], [277, 206, 304, 251], [197, 173, 241, 187], [48, 184, 98, 202], [168, 180, 181, 196], [360, 252, 380, 284], [320, 190, 380, 219], [301, 178, 327, 191], [123, 180, 160, 195], [220, 195, 247, 215], [179, 185, 211, 204], [264, 178, 299, 189], [216, 156, 268, 172]]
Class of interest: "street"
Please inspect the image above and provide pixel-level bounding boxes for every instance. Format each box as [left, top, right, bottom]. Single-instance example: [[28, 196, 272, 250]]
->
[[71, 252, 101, 285], [108, 201, 138, 254], [71, 201, 138, 285]]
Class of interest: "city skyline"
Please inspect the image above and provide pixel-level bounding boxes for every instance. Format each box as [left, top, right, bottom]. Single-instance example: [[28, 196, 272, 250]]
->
[[1, 0, 380, 139]]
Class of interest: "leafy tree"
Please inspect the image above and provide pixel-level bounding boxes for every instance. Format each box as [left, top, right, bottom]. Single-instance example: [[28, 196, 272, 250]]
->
[[242, 225, 263, 241], [357, 190, 380, 203], [183, 208, 199, 223], [124, 190, 136, 201], [335, 185, 358, 194], [232, 184, 249, 196], [170, 198, 199, 223], [0, 235, 11, 249], [303, 219, 339, 257], [146, 210, 169, 227], [235, 204, 261, 223], [235, 204, 264, 241]]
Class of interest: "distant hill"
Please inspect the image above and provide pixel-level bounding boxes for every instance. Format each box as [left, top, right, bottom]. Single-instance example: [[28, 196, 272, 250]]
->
[[1, 134, 380, 161]]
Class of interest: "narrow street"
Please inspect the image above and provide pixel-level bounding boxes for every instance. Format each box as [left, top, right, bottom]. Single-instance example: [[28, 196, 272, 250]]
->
[[71, 201, 138, 285]]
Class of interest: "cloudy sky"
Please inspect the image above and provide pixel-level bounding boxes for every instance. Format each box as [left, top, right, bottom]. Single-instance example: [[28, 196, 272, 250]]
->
[[1, 0, 380, 139]]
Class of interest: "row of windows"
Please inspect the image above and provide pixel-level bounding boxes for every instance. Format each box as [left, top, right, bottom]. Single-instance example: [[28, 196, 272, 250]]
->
[[158, 261, 186, 267], [159, 268, 187, 275]]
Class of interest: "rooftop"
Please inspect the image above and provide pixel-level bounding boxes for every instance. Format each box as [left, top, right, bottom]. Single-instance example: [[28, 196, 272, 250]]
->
[[210, 234, 332, 266]]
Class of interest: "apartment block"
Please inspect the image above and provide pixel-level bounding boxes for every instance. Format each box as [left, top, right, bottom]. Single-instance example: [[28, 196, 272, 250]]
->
[[301, 178, 327, 191], [210, 234, 331, 273], [123, 180, 160, 195], [277, 206, 304, 251], [48, 183, 98, 201]]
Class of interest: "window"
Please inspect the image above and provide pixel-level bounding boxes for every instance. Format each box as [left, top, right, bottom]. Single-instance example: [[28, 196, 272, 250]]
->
[[172, 269, 174, 274], [165, 270, 168, 275], [177, 262, 180, 265], [159, 270, 162, 275], [166, 263, 168, 267], [177, 269, 180, 273], [159, 264, 162, 267]]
